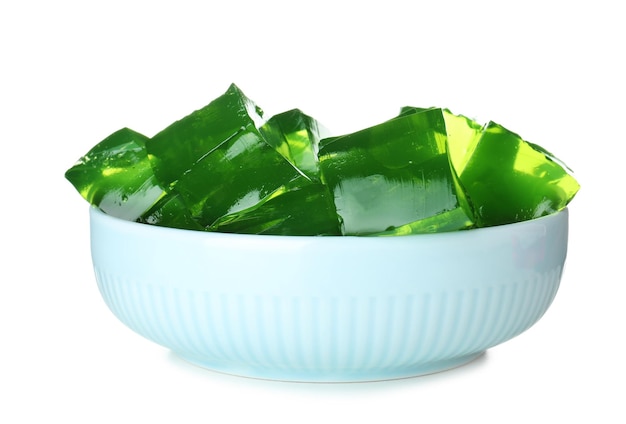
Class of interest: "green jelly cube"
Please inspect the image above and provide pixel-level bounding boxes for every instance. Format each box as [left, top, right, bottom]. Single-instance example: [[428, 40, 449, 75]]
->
[[398, 107, 482, 223], [137, 193, 204, 231], [208, 181, 341, 235], [458, 121, 580, 226], [398, 106, 432, 116], [65, 128, 165, 221], [147, 84, 264, 189], [318, 108, 474, 235], [398, 106, 483, 176], [260, 109, 329, 181], [441, 110, 484, 177], [147, 84, 305, 227]]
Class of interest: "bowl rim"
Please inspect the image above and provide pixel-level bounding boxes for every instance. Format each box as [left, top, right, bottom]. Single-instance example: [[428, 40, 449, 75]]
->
[[89, 205, 569, 241]]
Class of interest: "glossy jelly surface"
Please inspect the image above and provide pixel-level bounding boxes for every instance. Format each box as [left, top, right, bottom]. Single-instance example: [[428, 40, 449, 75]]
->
[[65, 128, 165, 221], [65, 84, 579, 235], [319, 108, 473, 235], [457, 122, 580, 226]]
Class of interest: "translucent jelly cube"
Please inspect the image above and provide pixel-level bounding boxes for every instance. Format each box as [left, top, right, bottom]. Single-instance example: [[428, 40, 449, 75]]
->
[[398, 107, 483, 176], [209, 182, 341, 235], [260, 109, 329, 181], [318, 108, 474, 235], [65, 84, 580, 236], [398, 107, 481, 223], [146, 84, 305, 227], [458, 121, 580, 226], [441, 110, 484, 177], [137, 194, 204, 231], [65, 128, 165, 221], [147, 84, 264, 190]]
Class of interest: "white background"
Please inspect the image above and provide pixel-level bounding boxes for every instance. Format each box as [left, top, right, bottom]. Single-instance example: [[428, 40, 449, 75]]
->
[[1, 1, 624, 423]]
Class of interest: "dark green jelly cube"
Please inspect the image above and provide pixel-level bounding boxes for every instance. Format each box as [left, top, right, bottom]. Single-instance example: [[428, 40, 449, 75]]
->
[[137, 193, 204, 231], [146, 84, 305, 227], [260, 109, 329, 182], [208, 181, 341, 235], [397, 107, 482, 223], [147, 84, 264, 190], [318, 108, 473, 235], [457, 121, 580, 226], [65, 128, 165, 221], [399, 106, 483, 177]]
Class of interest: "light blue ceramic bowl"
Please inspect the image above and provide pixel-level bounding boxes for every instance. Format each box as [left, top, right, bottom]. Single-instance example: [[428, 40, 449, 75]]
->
[[89, 207, 569, 382]]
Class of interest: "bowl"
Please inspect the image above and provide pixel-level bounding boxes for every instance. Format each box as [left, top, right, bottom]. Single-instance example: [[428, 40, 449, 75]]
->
[[89, 206, 569, 382]]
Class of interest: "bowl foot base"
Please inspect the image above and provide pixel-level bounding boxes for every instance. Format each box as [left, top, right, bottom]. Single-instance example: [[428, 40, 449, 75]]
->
[[174, 351, 485, 382]]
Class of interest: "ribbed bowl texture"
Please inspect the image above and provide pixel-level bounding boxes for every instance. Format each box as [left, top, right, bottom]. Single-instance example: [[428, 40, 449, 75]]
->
[[90, 207, 569, 382]]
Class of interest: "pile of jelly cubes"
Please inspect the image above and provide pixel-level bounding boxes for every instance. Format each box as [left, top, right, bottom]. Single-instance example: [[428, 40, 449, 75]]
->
[[65, 84, 579, 236]]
